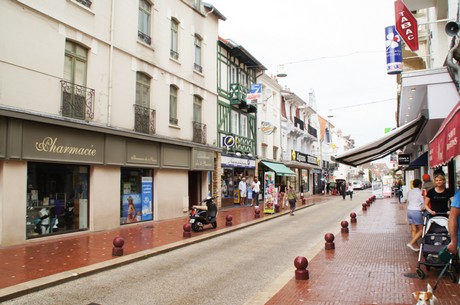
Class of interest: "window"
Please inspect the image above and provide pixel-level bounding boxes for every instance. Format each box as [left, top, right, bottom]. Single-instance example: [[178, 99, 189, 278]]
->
[[138, 0, 151, 45], [230, 66, 237, 84], [240, 115, 248, 137], [135, 73, 152, 133], [231, 110, 239, 134], [194, 35, 202, 72], [193, 0, 202, 10], [63, 40, 88, 119], [170, 19, 179, 59], [169, 85, 178, 125], [76, 0, 92, 8], [193, 95, 202, 123], [136, 73, 150, 108]]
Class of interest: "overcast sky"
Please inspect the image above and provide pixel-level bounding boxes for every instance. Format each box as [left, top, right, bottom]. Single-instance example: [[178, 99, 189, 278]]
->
[[210, 0, 398, 147]]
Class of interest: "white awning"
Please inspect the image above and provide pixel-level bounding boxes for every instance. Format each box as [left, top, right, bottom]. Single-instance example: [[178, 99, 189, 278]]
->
[[334, 116, 426, 167]]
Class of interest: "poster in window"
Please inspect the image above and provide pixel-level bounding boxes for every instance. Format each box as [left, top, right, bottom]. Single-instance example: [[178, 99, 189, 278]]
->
[[141, 177, 153, 221]]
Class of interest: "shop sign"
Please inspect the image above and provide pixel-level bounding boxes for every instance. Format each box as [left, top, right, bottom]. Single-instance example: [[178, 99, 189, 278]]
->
[[291, 150, 318, 166], [261, 121, 275, 135], [127, 141, 159, 165], [192, 149, 214, 170], [398, 153, 410, 165], [221, 155, 256, 168], [22, 122, 104, 164], [247, 83, 262, 103], [395, 0, 418, 51]]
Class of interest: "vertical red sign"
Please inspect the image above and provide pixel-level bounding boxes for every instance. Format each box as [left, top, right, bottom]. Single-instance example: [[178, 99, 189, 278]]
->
[[394, 0, 419, 51]]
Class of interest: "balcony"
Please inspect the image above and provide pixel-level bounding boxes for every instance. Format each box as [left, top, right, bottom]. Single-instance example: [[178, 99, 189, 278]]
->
[[60, 80, 95, 120], [138, 31, 151, 45], [75, 0, 92, 8], [294, 117, 304, 130], [194, 63, 203, 73], [134, 105, 156, 135], [229, 83, 248, 107], [307, 124, 317, 138], [170, 50, 179, 60], [220, 132, 255, 155], [192, 121, 207, 144]]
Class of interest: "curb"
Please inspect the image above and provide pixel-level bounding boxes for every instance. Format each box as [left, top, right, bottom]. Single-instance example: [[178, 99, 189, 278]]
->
[[0, 202, 320, 302]]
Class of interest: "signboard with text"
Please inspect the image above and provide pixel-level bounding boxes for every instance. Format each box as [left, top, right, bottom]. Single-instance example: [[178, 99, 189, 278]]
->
[[395, 0, 418, 51]]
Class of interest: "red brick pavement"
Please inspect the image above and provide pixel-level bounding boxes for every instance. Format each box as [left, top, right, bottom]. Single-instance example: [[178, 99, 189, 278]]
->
[[266, 198, 460, 305], [0, 195, 325, 301]]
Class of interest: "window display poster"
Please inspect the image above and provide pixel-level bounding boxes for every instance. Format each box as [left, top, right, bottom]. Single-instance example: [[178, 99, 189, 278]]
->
[[264, 171, 277, 214], [122, 194, 142, 223], [141, 177, 153, 221]]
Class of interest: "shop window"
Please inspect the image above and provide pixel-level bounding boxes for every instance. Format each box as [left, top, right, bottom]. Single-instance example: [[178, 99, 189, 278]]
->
[[26, 163, 89, 239], [221, 168, 234, 199], [120, 168, 153, 224]]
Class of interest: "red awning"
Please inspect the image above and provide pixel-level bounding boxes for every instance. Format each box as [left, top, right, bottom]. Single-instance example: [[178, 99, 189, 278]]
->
[[429, 100, 460, 167]]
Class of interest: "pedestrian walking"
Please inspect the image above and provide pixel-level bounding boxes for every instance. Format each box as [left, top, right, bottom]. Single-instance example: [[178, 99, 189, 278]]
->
[[347, 183, 354, 200], [341, 182, 347, 200], [251, 176, 260, 206], [406, 179, 424, 252], [287, 185, 298, 216], [279, 182, 287, 209], [447, 184, 460, 257]]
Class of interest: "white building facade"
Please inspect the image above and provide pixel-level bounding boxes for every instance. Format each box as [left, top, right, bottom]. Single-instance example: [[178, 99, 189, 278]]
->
[[0, 0, 223, 246]]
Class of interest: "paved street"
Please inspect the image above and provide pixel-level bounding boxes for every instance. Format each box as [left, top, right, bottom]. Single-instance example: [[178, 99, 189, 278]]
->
[[2, 193, 365, 305]]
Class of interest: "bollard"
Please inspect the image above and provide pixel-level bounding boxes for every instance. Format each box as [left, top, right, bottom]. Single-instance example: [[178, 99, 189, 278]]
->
[[254, 206, 261, 219], [350, 212, 357, 223], [225, 215, 233, 226], [274, 204, 280, 213], [324, 233, 335, 250], [366, 199, 371, 207], [362, 203, 367, 211], [183, 223, 192, 238], [301, 193, 306, 205], [341, 220, 349, 233], [112, 236, 125, 256], [294, 256, 309, 280]]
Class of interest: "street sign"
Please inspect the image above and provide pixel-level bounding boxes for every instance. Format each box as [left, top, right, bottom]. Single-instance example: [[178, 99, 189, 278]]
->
[[394, 0, 418, 51]]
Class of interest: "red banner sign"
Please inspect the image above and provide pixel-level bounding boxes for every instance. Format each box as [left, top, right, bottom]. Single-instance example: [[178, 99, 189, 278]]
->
[[394, 0, 419, 51], [429, 101, 460, 167]]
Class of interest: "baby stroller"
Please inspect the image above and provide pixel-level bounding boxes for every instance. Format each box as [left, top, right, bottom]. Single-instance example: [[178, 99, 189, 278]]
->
[[416, 214, 458, 284]]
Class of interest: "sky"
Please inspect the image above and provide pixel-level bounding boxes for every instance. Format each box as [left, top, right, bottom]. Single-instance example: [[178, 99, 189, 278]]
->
[[209, 0, 398, 147]]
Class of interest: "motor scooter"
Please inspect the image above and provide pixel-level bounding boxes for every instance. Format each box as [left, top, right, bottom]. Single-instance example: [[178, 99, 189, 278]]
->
[[189, 196, 218, 232]]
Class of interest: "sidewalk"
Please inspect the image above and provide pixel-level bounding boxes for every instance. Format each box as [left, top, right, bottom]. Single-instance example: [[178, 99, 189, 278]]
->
[[0, 195, 326, 302], [266, 196, 460, 305]]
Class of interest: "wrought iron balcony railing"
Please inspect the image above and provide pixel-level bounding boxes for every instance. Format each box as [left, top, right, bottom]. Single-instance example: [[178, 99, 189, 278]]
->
[[294, 117, 304, 130], [60, 80, 95, 120], [138, 31, 151, 45], [170, 50, 179, 60], [192, 121, 207, 144], [134, 104, 156, 135], [194, 63, 203, 73], [307, 124, 317, 138], [76, 0, 92, 8]]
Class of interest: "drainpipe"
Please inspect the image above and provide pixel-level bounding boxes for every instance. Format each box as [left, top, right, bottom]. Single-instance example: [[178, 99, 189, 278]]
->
[[107, 0, 115, 126]]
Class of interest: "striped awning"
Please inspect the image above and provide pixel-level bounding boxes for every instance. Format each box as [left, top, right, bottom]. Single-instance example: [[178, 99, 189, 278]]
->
[[335, 115, 426, 167]]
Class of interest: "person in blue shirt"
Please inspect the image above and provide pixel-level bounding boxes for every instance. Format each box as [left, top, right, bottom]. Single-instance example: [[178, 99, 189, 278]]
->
[[447, 188, 460, 255]]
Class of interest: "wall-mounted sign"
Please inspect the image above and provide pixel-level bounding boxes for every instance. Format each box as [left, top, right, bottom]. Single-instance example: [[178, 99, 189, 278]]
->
[[247, 83, 262, 103], [385, 25, 402, 75], [395, 0, 418, 51], [398, 153, 411, 165], [261, 121, 275, 135], [222, 135, 235, 148]]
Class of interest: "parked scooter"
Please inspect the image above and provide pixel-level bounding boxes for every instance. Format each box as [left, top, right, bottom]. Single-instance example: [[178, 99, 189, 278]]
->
[[189, 196, 218, 232]]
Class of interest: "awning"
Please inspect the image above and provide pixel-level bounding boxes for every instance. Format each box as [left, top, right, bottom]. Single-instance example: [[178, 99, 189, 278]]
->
[[260, 161, 296, 176], [405, 151, 428, 170], [429, 100, 460, 167], [335, 115, 426, 167]]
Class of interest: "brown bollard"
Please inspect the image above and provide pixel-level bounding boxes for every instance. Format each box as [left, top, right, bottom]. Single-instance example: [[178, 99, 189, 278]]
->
[[362, 203, 367, 211], [294, 256, 309, 280], [226, 215, 233, 226], [366, 199, 371, 207], [274, 204, 280, 213], [324, 233, 335, 250], [183, 223, 192, 238], [112, 236, 125, 256], [254, 206, 261, 219], [341, 220, 349, 233], [350, 212, 357, 223]]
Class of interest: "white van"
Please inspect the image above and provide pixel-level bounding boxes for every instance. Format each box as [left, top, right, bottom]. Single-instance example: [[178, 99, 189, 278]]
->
[[352, 181, 363, 190]]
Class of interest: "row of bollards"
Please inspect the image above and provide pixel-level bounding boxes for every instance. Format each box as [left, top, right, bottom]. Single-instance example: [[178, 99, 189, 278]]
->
[[294, 195, 377, 280]]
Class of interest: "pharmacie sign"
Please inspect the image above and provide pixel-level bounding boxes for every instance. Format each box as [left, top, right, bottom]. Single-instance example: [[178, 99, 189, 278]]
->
[[395, 0, 418, 51]]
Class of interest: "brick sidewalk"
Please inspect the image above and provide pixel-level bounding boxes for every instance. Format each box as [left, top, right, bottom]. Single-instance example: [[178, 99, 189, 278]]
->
[[265, 198, 460, 305]]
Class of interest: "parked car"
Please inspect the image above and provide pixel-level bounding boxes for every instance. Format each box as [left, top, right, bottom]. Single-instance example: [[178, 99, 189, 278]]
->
[[352, 181, 364, 190]]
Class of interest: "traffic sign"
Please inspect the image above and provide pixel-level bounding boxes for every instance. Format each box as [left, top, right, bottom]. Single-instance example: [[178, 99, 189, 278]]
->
[[394, 0, 418, 51]]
